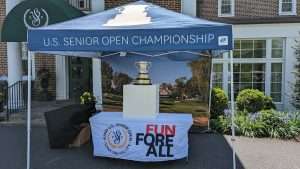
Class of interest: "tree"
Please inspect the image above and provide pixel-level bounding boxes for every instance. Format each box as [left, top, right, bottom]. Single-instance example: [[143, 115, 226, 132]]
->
[[188, 58, 210, 101], [112, 72, 133, 94], [174, 77, 187, 100], [185, 78, 198, 98], [292, 39, 300, 109], [102, 61, 113, 93]]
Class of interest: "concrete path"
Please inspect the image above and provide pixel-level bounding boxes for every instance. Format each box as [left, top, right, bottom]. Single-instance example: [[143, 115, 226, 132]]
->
[[0, 125, 299, 169], [230, 135, 300, 169]]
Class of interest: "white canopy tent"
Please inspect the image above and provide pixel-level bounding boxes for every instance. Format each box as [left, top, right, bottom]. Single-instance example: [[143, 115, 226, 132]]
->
[[26, 1, 236, 169]]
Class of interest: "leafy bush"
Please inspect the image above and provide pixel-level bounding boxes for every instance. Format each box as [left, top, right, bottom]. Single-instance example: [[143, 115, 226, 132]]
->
[[263, 96, 276, 110], [210, 88, 228, 119], [211, 110, 300, 139], [80, 92, 96, 105], [210, 115, 231, 134], [236, 89, 265, 113], [235, 112, 266, 137], [259, 110, 300, 139]]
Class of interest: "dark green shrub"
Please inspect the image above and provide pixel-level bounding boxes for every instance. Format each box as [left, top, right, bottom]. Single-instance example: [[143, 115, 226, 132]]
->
[[210, 115, 231, 134], [210, 88, 228, 119], [258, 110, 300, 139], [235, 112, 266, 137], [263, 96, 276, 110], [236, 89, 266, 113], [211, 109, 300, 139]]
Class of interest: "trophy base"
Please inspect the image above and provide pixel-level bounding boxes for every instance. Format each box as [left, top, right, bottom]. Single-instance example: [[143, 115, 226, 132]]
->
[[134, 78, 152, 85]]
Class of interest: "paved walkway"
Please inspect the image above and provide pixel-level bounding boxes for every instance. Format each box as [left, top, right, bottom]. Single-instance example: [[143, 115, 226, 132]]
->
[[0, 125, 299, 169], [0, 101, 76, 125]]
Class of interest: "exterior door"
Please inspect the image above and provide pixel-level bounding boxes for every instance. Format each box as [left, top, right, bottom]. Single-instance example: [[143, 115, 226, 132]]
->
[[69, 57, 92, 101]]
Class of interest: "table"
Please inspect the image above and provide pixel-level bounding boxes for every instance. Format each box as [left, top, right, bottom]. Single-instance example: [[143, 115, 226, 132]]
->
[[89, 112, 193, 162]]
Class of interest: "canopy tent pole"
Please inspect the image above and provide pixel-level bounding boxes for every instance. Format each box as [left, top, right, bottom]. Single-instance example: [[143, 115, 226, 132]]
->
[[229, 50, 236, 169], [26, 51, 33, 169], [207, 56, 213, 131]]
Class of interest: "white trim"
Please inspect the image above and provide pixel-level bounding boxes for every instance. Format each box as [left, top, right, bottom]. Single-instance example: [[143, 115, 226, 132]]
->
[[279, 0, 297, 16], [55, 55, 69, 100], [22, 55, 36, 81], [265, 39, 272, 97], [92, 58, 103, 111], [218, 0, 235, 17], [91, 0, 104, 13], [181, 0, 197, 17]]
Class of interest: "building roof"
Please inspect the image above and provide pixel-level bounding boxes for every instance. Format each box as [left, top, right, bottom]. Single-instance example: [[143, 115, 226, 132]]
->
[[210, 16, 300, 25]]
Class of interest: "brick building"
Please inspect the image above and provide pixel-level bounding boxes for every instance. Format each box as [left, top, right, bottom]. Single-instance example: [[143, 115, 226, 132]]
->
[[0, 0, 299, 111]]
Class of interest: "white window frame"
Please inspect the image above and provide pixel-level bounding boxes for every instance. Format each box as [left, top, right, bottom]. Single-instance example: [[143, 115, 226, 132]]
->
[[218, 0, 235, 17], [212, 38, 285, 104], [279, 0, 297, 15]]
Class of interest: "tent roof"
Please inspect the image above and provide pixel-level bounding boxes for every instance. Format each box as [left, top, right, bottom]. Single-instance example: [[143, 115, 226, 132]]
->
[[28, 0, 233, 53], [36, 1, 228, 30]]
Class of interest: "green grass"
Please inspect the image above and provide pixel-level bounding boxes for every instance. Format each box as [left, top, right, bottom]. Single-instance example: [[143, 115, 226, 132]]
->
[[103, 93, 208, 117]]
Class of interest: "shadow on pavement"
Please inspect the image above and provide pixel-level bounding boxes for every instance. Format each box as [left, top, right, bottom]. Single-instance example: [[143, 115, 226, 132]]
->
[[0, 125, 245, 169]]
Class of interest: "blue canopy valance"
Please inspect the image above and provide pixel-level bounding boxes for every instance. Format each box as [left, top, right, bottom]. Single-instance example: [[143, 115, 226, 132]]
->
[[27, 1, 233, 53]]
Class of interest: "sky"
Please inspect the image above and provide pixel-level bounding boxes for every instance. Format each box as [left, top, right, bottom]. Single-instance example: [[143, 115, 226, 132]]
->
[[102, 53, 203, 84]]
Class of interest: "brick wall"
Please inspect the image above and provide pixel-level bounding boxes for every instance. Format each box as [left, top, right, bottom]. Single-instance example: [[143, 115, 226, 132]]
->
[[0, 0, 56, 99], [105, 0, 181, 12], [198, 0, 300, 20], [0, 0, 7, 76]]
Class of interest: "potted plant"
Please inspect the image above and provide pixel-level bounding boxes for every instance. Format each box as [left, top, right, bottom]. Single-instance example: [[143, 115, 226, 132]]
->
[[0, 92, 4, 112], [80, 92, 96, 110]]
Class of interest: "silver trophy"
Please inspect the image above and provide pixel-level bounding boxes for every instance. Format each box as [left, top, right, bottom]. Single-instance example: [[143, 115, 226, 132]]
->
[[134, 61, 152, 85]]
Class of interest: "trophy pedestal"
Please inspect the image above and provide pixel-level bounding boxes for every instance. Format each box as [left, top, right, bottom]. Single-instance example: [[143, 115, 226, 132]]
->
[[123, 84, 159, 119]]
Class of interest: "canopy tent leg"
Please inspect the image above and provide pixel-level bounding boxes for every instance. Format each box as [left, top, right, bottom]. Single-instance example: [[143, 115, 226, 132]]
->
[[229, 50, 236, 169], [26, 51, 33, 169], [207, 56, 213, 131]]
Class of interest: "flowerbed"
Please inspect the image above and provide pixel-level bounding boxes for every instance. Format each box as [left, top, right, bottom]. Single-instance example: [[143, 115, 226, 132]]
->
[[211, 110, 300, 139]]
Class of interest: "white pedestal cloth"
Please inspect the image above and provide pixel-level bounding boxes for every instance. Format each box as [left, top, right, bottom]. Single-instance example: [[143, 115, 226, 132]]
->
[[123, 85, 159, 119], [90, 112, 193, 162]]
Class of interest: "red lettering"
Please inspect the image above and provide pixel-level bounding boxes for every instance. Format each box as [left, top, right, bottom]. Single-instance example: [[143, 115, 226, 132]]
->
[[146, 124, 176, 136], [146, 124, 154, 134], [165, 125, 176, 136]]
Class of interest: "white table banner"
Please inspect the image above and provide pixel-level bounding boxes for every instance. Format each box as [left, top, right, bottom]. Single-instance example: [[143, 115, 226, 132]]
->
[[90, 112, 193, 162]]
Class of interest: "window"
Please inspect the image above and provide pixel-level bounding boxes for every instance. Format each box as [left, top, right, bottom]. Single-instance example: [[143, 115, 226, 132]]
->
[[212, 64, 223, 88], [272, 39, 284, 58], [271, 63, 283, 102], [68, 0, 91, 11], [228, 63, 265, 99], [218, 38, 285, 103], [218, 0, 234, 17], [234, 40, 266, 58], [279, 0, 297, 15]]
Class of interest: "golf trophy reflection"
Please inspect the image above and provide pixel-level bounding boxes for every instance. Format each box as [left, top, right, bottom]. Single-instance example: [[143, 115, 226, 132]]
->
[[134, 61, 152, 85]]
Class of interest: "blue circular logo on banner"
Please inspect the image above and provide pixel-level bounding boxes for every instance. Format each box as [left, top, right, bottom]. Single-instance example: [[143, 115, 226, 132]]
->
[[104, 124, 132, 155]]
